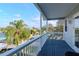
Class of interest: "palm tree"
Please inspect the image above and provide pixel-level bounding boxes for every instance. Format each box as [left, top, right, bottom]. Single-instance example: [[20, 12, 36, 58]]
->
[[5, 26, 16, 45], [9, 20, 23, 45], [1, 19, 31, 46], [9, 20, 30, 45], [10, 20, 26, 29]]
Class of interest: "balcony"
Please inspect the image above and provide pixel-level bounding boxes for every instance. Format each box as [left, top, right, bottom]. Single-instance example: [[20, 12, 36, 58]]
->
[[0, 3, 79, 56], [0, 32, 76, 56]]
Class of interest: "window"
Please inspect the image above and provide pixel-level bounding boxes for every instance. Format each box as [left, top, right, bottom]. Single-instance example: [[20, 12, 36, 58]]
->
[[65, 20, 67, 32]]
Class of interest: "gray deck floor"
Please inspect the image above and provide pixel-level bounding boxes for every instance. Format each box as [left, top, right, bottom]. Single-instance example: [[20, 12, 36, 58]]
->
[[38, 39, 74, 56]]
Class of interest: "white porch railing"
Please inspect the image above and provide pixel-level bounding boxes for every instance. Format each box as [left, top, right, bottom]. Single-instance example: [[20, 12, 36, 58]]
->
[[0, 32, 63, 56], [48, 32, 63, 40], [0, 33, 49, 56]]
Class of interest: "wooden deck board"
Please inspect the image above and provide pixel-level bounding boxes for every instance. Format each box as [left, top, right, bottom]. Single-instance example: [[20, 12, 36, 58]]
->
[[38, 39, 74, 56]]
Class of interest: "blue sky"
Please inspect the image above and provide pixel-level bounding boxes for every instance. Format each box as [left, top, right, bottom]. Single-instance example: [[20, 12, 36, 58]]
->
[[0, 3, 58, 28], [0, 3, 41, 28]]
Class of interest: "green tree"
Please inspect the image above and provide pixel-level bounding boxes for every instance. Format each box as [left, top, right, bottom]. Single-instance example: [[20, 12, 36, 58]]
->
[[48, 24, 54, 32], [55, 25, 63, 32], [5, 26, 16, 45], [9, 20, 27, 45], [5, 20, 30, 45]]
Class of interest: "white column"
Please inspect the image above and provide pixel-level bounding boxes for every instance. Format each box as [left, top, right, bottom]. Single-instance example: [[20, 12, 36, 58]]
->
[[40, 13, 42, 35], [39, 13, 43, 51], [46, 20, 48, 33]]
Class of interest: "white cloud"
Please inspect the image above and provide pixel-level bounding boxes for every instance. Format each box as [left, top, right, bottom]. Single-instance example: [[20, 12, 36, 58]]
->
[[33, 16, 40, 20], [31, 16, 40, 21], [13, 14, 22, 20], [25, 20, 40, 28], [15, 14, 21, 18], [24, 16, 40, 28]]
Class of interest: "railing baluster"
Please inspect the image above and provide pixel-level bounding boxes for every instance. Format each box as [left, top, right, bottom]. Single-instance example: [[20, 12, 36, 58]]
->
[[29, 45, 31, 55], [21, 49, 23, 56], [23, 48, 25, 56], [21, 49, 22, 56], [23, 49, 25, 56], [27, 46, 29, 55], [25, 47, 27, 56]]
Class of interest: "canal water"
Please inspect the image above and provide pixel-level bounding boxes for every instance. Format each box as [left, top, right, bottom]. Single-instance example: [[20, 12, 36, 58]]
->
[[0, 33, 6, 41]]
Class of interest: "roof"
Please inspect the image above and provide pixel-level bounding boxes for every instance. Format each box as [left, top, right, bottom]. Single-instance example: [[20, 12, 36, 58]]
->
[[35, 3, 79, 20]]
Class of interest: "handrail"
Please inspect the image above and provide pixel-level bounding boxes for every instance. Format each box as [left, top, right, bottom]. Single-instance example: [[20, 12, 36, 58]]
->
[[0, 33, 48, 56]]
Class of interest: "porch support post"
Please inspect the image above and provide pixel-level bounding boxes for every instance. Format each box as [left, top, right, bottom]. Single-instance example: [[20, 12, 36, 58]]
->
[[46, 20, 48, 33], [40, 13, 42, 35]]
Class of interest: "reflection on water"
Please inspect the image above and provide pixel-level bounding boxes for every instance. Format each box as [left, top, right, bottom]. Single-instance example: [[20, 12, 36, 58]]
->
[[0, 32, 6, 41]]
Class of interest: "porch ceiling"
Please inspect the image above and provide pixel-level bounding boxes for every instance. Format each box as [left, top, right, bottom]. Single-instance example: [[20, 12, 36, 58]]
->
[[35, 3, 79, 20]]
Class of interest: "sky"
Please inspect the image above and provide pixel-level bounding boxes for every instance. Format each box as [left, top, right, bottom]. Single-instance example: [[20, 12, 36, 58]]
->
[[48, 20, 58, 27], [0, 3, 58, 28]]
